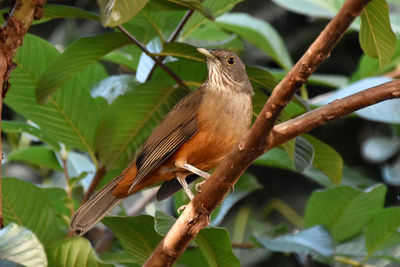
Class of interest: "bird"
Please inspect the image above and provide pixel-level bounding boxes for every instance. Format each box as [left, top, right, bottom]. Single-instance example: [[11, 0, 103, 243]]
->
[[70, 48, 254, 235]]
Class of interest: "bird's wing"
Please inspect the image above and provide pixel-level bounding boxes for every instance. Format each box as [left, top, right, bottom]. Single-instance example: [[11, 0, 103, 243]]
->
[[129, 88, 204, 189]]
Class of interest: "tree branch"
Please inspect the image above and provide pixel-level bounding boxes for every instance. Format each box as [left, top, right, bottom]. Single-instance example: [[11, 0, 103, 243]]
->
[[268, 79, 400, 150], [116, 25, 188, 89], [144, 0, 372, 265], [0, 0, 46, 229]]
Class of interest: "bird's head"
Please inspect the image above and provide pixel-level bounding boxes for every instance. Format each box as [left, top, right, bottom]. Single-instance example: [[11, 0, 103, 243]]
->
[[197, 48, 254, 95]]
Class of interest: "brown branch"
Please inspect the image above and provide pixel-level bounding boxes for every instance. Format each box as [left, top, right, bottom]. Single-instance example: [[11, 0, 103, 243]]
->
[[269, 79, 400, 149], [146, 10, 195, 81], [0, 0, 46, 229], [144, 0, 372, 265], [81, 165, 106, 204], [116, 25, 188, 89]]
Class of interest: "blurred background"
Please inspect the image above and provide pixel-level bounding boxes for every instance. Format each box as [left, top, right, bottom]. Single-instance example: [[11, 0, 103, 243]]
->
[[1, 0, 399, 266]]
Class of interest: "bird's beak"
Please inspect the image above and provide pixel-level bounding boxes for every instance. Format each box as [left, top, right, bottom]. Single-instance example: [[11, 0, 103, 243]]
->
[[197, 48, 216, 60]]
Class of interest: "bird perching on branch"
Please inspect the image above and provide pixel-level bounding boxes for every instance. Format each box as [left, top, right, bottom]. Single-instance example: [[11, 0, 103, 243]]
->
[[70, 48, 254, 235]]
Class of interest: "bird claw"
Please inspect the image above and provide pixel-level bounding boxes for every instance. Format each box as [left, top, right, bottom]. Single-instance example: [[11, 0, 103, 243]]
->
[[196, 180, 205, 192], [177, 205, 187, 214]]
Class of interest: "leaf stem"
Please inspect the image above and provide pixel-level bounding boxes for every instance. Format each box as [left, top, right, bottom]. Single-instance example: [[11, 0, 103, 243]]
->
[[334, 256, 376, 267], [262, 198, 304, 229], [117, 25, 187, 89], [146, 10, 194, 81], [169, 10, 194, 43], [81, 165, 106, 204], [61, 149, 74, 218]]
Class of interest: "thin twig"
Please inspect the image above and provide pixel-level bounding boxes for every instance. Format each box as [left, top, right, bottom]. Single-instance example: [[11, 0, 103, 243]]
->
[[146, 10, 195, 81], [61, 156, 74, 215], [117, 25, 188, 89], [168, 10, 194, 43], [82, 165, 106, 204]]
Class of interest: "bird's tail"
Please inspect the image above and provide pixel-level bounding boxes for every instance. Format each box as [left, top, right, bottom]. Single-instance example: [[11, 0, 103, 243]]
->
[[70, 175, 124, 236]]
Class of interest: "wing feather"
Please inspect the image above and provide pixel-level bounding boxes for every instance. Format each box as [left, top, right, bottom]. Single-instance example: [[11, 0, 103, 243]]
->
[[129, 88, 204, 189]]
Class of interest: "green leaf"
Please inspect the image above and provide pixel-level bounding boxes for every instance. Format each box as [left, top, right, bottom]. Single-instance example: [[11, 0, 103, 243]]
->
[[35, 32, 130, 104], [216, 13, 292, 69], [47, 237, 112, 267], [6, 35, 107, 159], [305, 185, 386, 243], [123, 5, 185, 43], [351, 38, 400, 81], [42, 187, 70, 230], [195, 227, 240, 267], [100, 252, 140, 264], [271, 0, 344, 18], [7, 146, 62, 171], [335, 234, 400, 266], [294, 137, 314, 173], [256, 225, 334, 262], [365, 207, 400, 257], [166, 0, 214, 20], [0, 223, 47, 267], [211, 173, 262, 225], [96, 82, 188, 168], [97, 0, 150, 27], [154, 211, 176, 236], [253, 147, 295, 170], [102, 45, 141, 72], [156, 42, 205, 62], [42, 4, 99, 21], [179, 248, 209, 267], [303, 134, 343, 185], [2, 121, 60, 150], [360, 0, 397, 68], [181, 0, 243, 40], [2, 178, 64, 247], [184, 21, 244, 51], [246, 66, 277, 92], [102, 216, 163, 264], [152, 59, 207, 87]]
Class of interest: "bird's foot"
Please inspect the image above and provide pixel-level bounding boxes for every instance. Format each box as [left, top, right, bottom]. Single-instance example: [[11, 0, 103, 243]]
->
[[196, 180, 206, 192], [177, 205, 187, 214]]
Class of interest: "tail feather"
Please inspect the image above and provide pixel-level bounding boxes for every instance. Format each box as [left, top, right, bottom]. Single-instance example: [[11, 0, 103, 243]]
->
[[70, 176, 123, 236]]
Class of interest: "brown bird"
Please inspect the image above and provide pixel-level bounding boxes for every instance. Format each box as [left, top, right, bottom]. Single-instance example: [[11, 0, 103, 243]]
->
[[70, 48, 254, 235]]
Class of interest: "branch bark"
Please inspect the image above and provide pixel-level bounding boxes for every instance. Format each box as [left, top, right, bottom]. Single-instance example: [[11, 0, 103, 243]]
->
[[144, 0, 373, 265], [0, 0, 46, 229]]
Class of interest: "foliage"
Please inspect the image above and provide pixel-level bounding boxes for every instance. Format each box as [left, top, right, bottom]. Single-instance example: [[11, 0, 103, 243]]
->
[[1, 0, 400, 266]]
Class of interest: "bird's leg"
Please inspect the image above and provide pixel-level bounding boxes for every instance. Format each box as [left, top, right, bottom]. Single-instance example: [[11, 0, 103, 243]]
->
[[176, 172, 194, 200], [175, 160, 210, 193], [176, 161, 211, 179], [176, 172, 194, 214]]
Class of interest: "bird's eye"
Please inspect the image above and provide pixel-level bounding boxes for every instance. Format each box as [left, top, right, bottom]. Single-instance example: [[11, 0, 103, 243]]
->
[[226, 56, 236, 66]]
